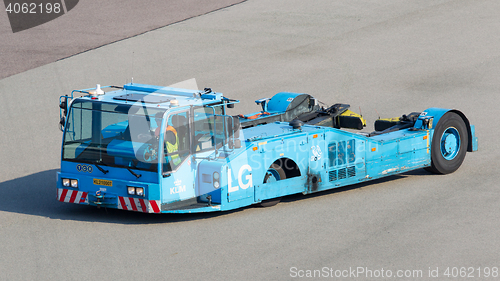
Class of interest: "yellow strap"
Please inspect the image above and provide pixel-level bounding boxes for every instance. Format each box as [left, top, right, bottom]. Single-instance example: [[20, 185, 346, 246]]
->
[[340, 109, 367, 126], [377, 117, 400, 122]]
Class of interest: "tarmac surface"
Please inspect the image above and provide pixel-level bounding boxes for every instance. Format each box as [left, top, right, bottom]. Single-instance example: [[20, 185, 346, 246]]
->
[[1, 0, 499, 280], [0, 0, 244, 79]]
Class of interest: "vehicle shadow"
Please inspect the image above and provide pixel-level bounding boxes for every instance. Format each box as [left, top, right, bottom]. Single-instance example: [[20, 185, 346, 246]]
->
[[0, 169, 246, 224]]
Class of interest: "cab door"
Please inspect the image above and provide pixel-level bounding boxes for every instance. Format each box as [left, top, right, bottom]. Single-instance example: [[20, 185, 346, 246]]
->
[[160, 109, 196, 204], [192, 104, 231, 204]]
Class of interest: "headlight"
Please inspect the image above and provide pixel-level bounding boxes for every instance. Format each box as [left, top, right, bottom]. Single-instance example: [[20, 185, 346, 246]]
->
[[135, 187, 144, 196], [70, 179, 78, 188], [127, 186, 145, 196], [62, 178, 70, 187], [213, 172, 220, 189], [127, 186, 136, 195]]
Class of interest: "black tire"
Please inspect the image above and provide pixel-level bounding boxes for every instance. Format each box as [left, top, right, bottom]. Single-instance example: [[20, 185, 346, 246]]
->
[[425, 112, 467, 174], [258, 164, 286, 207]]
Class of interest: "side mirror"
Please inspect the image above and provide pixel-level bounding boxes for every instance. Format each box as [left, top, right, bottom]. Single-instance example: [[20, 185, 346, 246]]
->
[[59, 96, 68, 132], [59, 117, 66, 132], [59, 100, 67, 110], [59, 96, 68, 112]]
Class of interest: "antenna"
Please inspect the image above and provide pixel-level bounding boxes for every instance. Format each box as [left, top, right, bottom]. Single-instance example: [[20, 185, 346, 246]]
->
[[131, 51, 135, 84], [375, 108, 381, 119]]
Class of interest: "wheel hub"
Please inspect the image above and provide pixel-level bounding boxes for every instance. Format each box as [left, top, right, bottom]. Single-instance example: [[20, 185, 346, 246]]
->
[[440, 127, 460, 160]]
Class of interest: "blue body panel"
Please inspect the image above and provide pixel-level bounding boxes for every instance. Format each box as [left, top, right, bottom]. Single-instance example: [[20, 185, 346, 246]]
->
[[202, 123, 430, 213], [58, 161, 160, 206], [470, 125, 478, 151]]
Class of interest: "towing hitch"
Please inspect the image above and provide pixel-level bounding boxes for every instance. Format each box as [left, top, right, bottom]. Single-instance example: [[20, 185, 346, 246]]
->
[[88, 191, 118, 208]]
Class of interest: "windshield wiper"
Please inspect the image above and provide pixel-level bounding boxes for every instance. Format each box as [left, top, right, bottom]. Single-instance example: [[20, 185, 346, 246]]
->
[[127, 168, 142, 179], [95, 163, 109, 174]]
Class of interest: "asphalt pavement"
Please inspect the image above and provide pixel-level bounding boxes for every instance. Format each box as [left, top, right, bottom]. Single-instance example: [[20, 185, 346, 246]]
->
[[0, 0, 244, 79], [0, 0, 499, 280]]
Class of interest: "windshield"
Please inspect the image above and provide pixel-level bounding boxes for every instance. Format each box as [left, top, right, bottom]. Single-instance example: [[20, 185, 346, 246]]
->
[[63, 100, 231, 174], [62, 100, 166, 172]]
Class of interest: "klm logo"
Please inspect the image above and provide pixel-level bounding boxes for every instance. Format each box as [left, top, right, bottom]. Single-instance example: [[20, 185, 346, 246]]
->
[[170, 185, 186, 195], [170, 179, 186, 194]]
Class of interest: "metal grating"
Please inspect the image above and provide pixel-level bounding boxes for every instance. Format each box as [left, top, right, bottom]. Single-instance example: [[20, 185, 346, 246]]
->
[[338, 168, 347, 179], [347, 166, 356, 178], [329, 166, 356, 181], [329, 170, 337, 181]]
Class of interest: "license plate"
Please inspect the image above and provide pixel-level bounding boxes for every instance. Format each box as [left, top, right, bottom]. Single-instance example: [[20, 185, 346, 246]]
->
[[93, 179, 113, 187]]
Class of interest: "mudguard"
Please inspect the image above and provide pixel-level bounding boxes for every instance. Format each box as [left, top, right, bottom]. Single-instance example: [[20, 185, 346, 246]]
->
[[416, 108, 478, 152]]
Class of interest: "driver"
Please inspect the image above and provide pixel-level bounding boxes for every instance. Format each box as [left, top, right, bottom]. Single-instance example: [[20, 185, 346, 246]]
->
[[155, 113, 181, 167]]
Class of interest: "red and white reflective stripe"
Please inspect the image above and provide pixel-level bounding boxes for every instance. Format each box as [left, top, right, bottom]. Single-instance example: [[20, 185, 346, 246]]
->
[[149, 200, 161, 213], [58, 188, 88, 204], [117, 196, 161, 213]]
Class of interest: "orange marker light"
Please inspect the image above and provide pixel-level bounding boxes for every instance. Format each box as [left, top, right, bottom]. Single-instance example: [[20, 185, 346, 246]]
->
[[371, 147, 376, 152], [423, 136, 428, 140], [313, 134, 318, 139], [253, 147, 258, 151]]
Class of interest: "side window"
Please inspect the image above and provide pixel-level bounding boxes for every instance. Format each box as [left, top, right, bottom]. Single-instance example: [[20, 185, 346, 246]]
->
[[163, 111, 190, 173], [192, 105, 224, 152], [337, 141, 346, 166], [213, 106, 226, 147], [328, 139, 355, 167], [328, 142, 337, 167]]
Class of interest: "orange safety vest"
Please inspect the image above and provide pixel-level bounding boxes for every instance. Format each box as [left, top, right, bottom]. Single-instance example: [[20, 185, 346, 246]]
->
[[165, 126, 181, 165]]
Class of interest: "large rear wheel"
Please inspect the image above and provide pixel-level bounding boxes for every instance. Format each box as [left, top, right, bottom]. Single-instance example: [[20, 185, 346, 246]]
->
[[259, 164, 286, 207], [425, 112, 467, 174]]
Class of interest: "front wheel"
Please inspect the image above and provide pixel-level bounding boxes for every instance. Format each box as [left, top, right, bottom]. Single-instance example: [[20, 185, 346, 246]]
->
[[258, 164, 286, 207], [425, 112, 467, 174]]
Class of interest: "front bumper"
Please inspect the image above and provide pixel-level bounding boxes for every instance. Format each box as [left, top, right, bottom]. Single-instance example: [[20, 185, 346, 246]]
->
[[57, 188, 161, 213]]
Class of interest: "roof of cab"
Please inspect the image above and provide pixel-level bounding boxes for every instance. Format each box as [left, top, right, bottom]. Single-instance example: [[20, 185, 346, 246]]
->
[[74, 83, 224, 109]]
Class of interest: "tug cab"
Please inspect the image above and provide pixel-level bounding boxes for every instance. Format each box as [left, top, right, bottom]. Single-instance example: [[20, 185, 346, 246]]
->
[[58, 84, 239, 212]]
